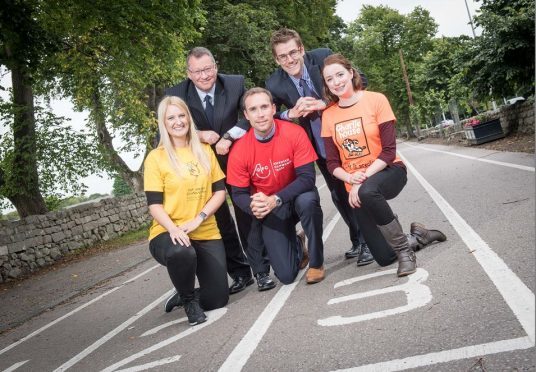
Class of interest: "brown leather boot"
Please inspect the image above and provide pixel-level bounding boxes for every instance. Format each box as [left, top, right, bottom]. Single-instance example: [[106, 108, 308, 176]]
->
[[410, 222, 446, 250], [378, 219, 416, 277]]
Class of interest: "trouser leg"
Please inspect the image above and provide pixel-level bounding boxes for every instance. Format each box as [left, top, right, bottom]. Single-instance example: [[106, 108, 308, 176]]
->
[[192, 240, 229, 310], [149, 232, 197, 296], [246, 218, 271, 275], [293, 189, 324, 268], [262, 202, 300, 285], [317, 158, 362, 245], [214, 199, 251, 279]]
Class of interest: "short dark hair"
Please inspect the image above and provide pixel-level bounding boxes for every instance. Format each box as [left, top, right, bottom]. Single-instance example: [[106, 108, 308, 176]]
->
[[186, 47, 216, 69], [242, 87, 274, 110], [322, 53, 363, 103], [269, 28, 303, 58]]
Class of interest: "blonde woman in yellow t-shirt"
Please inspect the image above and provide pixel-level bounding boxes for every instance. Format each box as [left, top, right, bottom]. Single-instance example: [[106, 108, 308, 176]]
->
[[144, 96, 228, 326]]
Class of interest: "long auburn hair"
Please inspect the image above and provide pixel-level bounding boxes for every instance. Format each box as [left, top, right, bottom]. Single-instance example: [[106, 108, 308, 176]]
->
[[322, 53, 363, 103], [156, 96, 211, 178]]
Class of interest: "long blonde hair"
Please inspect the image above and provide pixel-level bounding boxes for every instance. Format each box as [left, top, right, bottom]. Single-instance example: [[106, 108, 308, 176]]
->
[[157, 96, 211, 178]]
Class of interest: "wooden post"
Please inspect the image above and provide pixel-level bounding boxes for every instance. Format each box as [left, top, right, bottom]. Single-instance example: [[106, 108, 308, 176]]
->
[[399, 49, 420, 138]]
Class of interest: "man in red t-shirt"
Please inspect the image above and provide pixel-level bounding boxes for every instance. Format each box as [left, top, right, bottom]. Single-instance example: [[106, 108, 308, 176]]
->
[[227, 88, 326, 286]]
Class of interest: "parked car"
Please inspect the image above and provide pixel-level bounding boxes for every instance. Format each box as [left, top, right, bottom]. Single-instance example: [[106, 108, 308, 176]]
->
[[506, 96, 525, 105]]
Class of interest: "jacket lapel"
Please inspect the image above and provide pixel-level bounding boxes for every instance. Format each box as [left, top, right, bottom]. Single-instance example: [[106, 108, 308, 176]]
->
[[186, 82, 211, 131], [305, 54, 324, 98], [213, 79, 225, 134]]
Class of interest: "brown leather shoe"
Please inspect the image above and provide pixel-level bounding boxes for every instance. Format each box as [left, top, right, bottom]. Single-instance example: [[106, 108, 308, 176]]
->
[[410, 222, 447, 249], [297, 230, 309, 270], [306, 266, 325, 284]]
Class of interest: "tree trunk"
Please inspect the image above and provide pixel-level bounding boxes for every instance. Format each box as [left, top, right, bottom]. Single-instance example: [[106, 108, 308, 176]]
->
[[2, 61, 48, 217], [91, 85, 143, 192]]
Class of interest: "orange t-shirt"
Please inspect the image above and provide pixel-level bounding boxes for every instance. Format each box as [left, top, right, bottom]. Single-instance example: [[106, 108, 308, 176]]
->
[[321, 90, 402, 191]]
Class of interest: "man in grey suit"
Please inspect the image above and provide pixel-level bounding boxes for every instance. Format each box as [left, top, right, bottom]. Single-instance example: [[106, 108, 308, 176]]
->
[[162, 47, 262, 312], [265, 28, 373, 265]]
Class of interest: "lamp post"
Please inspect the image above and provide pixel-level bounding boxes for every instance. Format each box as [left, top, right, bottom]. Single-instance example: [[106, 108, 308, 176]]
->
[[464, 0, 477, 38]]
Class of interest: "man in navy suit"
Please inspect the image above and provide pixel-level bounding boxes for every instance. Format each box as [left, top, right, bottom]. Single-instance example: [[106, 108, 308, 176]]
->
[[265, 28, 373, 265], [162, 47, 265, 312]]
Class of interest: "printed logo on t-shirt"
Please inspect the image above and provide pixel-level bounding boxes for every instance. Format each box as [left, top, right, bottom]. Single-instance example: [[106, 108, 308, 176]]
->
[[335, 118, 370, 160], [253, 163, 271, 179], [185, 161, 200, 177]]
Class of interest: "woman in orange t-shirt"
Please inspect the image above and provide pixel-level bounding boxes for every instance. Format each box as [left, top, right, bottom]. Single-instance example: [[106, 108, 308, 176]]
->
[[320, 53, 446, 277]]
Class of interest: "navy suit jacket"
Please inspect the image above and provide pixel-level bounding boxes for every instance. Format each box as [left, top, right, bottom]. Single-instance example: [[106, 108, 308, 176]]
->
[[165, 74, 249, 135]]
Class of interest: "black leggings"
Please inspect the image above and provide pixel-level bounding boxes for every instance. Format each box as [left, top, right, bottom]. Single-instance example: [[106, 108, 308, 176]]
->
[[149, 233, 229, 311], [351, 165, 407, 266]]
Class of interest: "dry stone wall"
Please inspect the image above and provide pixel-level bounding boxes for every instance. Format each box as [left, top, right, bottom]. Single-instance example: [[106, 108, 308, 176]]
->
[[0, 193, 150, 283]]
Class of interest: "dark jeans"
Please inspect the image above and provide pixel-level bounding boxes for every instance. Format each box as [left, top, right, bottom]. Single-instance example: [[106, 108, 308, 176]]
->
[[247, 189, 324, 284], [149, 233, 229, 311], [351, 165, 407, 266], [316, 157, 364, 246]]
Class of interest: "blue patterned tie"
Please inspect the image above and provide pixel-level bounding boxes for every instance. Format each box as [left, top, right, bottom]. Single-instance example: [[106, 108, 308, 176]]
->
[[204, 95, 214, 126], [299, 79, 325, 158]]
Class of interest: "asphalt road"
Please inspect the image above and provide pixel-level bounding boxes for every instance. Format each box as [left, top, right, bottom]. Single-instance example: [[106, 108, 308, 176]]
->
[[0, 141, 534, 372]]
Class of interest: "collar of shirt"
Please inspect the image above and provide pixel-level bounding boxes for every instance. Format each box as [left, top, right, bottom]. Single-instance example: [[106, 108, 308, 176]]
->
[[254, 122, 276, 142], [195, 85, 216, 109], [288, 65, 318, 97]]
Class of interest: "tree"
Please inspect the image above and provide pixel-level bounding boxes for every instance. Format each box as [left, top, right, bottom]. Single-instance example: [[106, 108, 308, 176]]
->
[[464, 0, 534, 99], [342, 5, 437, 136], [112, 175, 132, 197], [43, 0, 204, 192]]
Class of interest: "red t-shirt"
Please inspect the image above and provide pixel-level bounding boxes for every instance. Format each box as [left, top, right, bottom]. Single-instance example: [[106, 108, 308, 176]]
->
[[227, 119, 318, 195]]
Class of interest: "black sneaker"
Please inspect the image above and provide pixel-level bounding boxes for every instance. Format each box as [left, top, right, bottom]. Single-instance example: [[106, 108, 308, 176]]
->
[[164, 290, 183, 313], [256, 272, 276, 291], [184, 298, 207, 326]]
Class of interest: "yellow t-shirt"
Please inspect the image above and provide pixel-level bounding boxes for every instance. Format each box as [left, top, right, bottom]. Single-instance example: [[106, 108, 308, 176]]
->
[[143, 144, 225, 241]]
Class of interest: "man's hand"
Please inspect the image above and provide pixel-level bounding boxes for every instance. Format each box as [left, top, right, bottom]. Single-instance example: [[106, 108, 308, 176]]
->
[[198, 130, 220, 145], [250, 192, 277, 219], [215, 138, 232, 155], [288, 97, 326, 119]]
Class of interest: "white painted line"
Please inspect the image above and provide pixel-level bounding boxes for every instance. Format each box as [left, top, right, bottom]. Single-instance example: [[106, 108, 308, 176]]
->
[[53, 289, 174, 372], [402, 142, 535, 172], [318, 269, 432, 326], [140, 317, 187, 337], [331, 336, 534, 372], [2, 360, 29, 372], [102, 308, 227, 372], [114, 355, 181, 372], [123, 264, 160, 285], [0, 264, 160, 357], [218, 213, 341, 372], [399, 151, 535, 343]]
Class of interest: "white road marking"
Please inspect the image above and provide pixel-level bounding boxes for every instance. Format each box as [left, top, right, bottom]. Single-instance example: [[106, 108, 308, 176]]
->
[[318, 268, 432, 326], [402, 142, 535, 172], [331, 336, 534, 372], [102, 308, 227, 372], [218, 213, 341, 372], [2, 360, 29, 372], [399, 150, 535, 343], [139, 318, 187, 337], [0, 264, 160, 357], [113, 355, 181, 372], [53, 289, 174, 372]]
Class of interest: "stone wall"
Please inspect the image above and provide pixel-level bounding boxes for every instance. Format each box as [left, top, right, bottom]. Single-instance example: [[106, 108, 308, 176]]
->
[[0, 193, 151, 283]]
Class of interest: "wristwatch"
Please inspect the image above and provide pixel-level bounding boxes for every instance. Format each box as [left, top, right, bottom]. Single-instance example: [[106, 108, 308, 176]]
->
[[198, 211, 208, 221], [274, 195, 282, 207], [222, 132, 234, 143]]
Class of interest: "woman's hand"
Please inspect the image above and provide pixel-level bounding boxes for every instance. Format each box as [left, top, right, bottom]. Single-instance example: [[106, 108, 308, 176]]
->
[[348, 184, 361, 208], [178, 216, 203, 236], [169, 225, 191, 246], [348, 171, 367, 185]]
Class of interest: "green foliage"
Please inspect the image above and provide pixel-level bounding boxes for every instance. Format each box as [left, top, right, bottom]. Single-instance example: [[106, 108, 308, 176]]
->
[[198, 0, 338, 86], [464, 0, 534, 98], [112, 175, 133, 197], [341, 5, 437, 132]]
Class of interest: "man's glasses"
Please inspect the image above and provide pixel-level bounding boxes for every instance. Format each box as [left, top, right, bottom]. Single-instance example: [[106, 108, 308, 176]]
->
[[276, 48, 301, 62], [188, 65, 216, 77]]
